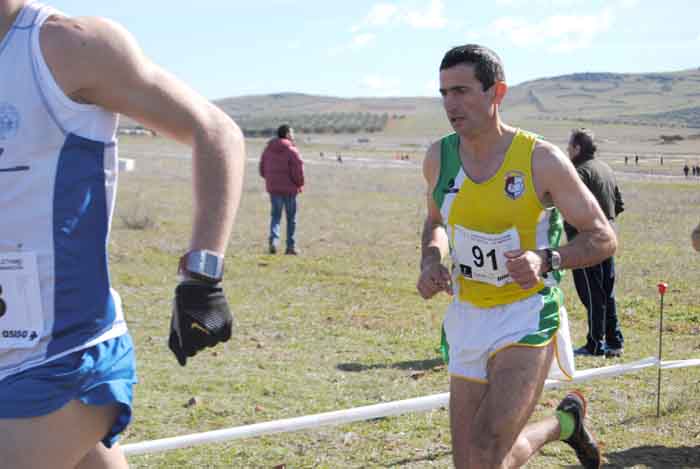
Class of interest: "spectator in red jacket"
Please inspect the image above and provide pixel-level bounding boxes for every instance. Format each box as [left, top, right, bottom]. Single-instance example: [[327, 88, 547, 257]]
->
[[259, 125, 304, 255]]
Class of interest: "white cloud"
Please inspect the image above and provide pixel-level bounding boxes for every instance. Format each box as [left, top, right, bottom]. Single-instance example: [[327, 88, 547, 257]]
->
[[617, 0, 639, 8], [352, 33, 376, 47], [403, 0, 448, 30], [366, 4, 399, 26], [328, 33, 377, 57], [351, 3, 399, 32], [495, 0, 585, 6], [491, 9, 613, 52], [361, 75, 401, 95], [287, 40, 301, 50], [352, 0, 448, 32]]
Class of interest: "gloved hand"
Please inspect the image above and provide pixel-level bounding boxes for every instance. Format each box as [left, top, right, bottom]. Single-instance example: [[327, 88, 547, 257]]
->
[[168, 280, 233, 366]]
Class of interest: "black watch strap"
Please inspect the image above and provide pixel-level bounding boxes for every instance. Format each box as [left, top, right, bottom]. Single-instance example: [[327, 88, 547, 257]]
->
[[543, 248, 553, 273], [544, 248, 562, 272]]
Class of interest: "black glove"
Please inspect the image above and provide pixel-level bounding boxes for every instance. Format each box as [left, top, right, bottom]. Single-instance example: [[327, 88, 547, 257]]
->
[[168, 280, 233, 366]]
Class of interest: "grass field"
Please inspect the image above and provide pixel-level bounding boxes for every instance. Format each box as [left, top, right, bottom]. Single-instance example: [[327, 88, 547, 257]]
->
[[114, 128, 700, 468]]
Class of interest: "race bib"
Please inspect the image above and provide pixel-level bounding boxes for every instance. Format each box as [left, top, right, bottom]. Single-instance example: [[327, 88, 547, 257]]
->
[[0, 252, 43, 348], [453, 226, 520, 287]]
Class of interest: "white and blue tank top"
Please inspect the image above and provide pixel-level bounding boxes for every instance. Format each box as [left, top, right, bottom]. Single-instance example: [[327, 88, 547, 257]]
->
[[0, 1, 127, 380]]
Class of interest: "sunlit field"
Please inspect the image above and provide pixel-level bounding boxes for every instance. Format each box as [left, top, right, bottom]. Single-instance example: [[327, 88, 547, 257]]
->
[[114, 124, 700, 468]]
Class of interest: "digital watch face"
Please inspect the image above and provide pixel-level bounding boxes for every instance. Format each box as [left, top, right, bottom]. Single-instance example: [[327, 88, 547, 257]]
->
[[185, 250, 223, 281]]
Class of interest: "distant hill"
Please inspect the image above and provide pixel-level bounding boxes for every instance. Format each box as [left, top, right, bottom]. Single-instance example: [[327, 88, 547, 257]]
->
[[213, 94, 442, 136], [118, 68, 700, 135], [503, 68, 700, 128], [215, 93, 441, 117]]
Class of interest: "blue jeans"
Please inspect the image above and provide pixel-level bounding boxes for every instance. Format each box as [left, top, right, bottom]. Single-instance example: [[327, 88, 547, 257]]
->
[[269, 193, 297, 250]]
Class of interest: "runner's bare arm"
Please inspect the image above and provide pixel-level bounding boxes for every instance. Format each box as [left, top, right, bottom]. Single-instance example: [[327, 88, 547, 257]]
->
[[417, 142, 453, 298], [533, 141, 617, 269], [40, 16, 244, 254], [421, 142, 449, 269]]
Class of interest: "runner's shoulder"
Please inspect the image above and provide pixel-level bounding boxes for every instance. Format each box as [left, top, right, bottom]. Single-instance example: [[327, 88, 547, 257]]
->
[[41, 15, 138, 71], [532, 138, 569, 176]]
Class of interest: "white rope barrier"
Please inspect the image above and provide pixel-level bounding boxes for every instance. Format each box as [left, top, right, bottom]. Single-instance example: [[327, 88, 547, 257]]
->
[[123, 356, 700, 456], [660, 358, 700, 370]]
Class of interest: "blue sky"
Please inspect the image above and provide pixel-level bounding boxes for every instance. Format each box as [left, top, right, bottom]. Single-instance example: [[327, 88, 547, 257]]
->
[[48, 0, 700, 100]]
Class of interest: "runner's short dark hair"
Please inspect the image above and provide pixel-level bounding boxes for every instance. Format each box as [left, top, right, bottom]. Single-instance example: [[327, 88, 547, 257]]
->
[[439, 44, 505, 91]]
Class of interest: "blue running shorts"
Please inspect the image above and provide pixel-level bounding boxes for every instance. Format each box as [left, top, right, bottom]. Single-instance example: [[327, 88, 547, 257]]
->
[[0, 333, 137, 448]]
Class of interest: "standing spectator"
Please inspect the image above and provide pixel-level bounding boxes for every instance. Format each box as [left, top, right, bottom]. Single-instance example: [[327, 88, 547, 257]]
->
[[624, 155, 628, 165], [565, 129, 625, 358], [683, 164, 690, 177], [635, 154, 639, 165], [259, 125, 304, 255]]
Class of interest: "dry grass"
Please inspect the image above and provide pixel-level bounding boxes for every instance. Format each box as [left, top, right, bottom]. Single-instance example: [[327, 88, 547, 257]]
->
[[113, 131, 700, 468]]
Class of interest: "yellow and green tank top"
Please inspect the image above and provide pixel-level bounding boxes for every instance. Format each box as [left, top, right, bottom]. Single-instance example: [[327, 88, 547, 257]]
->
[[433, 129, 563, 308]]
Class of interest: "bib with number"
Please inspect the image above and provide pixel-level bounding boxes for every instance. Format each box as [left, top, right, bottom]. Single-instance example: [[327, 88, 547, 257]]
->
[[452, 226, 521, 287], [0, 252, 43, 348]]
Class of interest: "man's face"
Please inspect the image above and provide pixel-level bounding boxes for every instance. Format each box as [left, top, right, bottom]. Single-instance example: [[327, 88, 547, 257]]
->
[[287, 128, 295, 141], [439, 64, 499, 137]]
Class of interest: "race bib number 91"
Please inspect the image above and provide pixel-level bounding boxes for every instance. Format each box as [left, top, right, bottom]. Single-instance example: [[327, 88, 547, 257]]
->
[[0, 252, 43, 348], [453, 226, 520, 287]]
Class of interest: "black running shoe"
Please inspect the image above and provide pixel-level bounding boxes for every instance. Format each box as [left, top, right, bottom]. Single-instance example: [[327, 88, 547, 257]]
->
[[557, 390, 601, 469]]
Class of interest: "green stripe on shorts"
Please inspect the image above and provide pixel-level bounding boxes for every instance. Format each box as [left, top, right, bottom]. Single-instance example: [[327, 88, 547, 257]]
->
[[517, 287, 562, 346], [440, 324, 450, 364]]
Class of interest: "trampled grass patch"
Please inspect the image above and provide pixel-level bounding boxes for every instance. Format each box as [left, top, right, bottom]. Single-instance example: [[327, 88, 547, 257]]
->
[[115, 136, 700, 468]]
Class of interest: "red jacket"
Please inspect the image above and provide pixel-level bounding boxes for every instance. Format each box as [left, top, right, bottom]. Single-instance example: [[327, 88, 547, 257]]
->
[[259, 137, 304, 194]]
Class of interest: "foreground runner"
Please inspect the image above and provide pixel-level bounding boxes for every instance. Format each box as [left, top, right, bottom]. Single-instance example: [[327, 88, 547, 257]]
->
[[0, 1, 244, 467], [417, 44, 616, 468]]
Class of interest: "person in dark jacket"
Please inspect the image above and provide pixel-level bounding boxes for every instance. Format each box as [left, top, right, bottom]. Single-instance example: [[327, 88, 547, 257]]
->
[[565, 128, 625, 358], [259, 125, 304, 255]]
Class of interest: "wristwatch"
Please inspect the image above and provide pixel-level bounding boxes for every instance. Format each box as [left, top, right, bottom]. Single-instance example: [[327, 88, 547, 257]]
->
[[178, 249, 224, 283], [544, 248, 562, 273]]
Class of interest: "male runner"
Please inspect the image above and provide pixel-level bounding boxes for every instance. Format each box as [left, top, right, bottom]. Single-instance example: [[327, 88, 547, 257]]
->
[[417, 44, 616, 468], [0, 1, 244, 467]]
